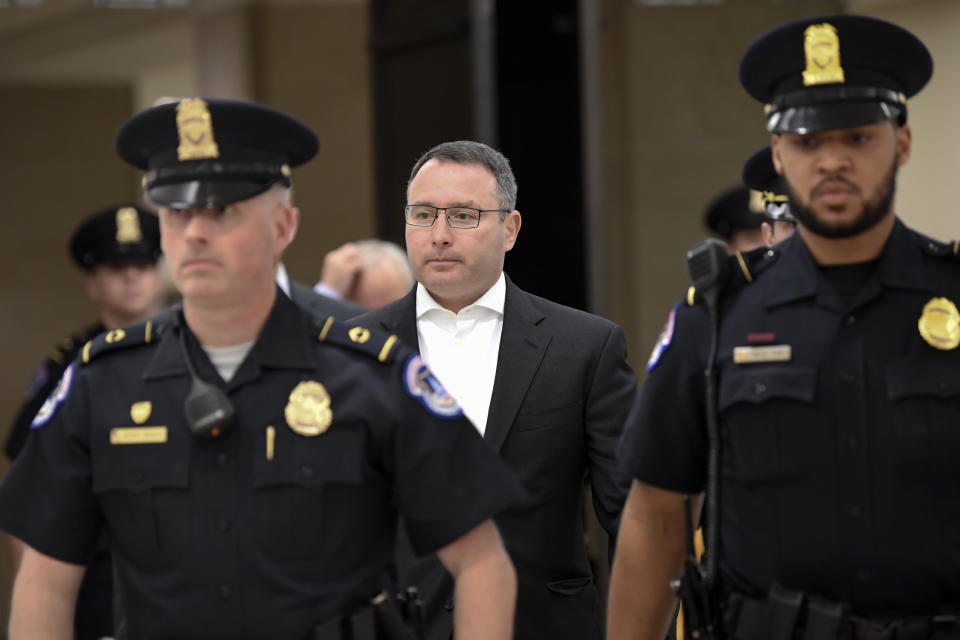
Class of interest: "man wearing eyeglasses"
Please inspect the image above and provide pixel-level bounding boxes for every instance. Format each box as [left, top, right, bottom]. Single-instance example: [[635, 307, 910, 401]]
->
[[352, 140, 637, 640]]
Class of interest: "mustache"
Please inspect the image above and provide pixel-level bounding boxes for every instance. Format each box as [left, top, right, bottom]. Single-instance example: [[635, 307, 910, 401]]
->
[[811, 176, 861, 197]]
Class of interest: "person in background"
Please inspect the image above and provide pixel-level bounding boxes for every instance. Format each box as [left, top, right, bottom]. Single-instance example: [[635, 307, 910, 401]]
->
[[4, 204, 165, 640], [742, 146, 797, 248], [315, 239, 414, 311], [703, 185, 767, 253]]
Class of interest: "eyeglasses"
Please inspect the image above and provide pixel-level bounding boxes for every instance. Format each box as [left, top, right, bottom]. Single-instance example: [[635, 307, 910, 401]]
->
[[404, 205, 509, 229]]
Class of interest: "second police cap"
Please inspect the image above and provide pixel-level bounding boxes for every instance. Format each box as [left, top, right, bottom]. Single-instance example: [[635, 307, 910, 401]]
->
[[704, 186, 765, 239], [115, 98, 319, 209], [739, 14, 933, 134], [69, 205, 161, 270], [742, 147, 795, 224]]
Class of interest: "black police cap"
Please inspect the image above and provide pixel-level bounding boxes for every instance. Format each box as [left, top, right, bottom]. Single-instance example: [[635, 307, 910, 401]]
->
[[741, 147, 795, 224], [69, 205, 162, 271], [704, 186, 765, 239], [115, 98, 318, 209], [740, 14, 932, 134]]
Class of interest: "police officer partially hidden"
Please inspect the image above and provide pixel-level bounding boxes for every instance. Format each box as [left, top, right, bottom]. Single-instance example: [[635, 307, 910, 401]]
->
[[0, 98, 521, 640], [4, 205, 164, 640], [609, 14, 960, 640], [742, 146, 797, 249]]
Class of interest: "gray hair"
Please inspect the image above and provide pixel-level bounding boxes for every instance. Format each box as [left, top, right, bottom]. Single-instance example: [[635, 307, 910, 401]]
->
[[407, 141, 518, 215], [355, 239, 415, 289]]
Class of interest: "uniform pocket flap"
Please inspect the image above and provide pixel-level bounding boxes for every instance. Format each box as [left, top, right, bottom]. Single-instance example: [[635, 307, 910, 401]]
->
[[886, 362, 960, 401], [253, 428, 363, 488], [718, 366, 817, 412], [93, 440, 189, 493]]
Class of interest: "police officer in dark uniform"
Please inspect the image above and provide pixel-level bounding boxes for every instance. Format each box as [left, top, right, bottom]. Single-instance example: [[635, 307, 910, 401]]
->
[[5, 205, 163, 461], [609, 14, 960, 640], [0, 98, 521, 640], [4, 205, 163, 640], [742, 146, 797, 248], [704, 186, 767, 254]]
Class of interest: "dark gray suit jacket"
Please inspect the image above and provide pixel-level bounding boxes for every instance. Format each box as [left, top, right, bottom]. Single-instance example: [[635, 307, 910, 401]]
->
[[287, 279, 362, 320], [352, 276, 637, 640]]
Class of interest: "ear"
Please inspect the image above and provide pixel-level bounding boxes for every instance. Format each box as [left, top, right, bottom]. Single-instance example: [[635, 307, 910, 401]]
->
[[503, 210, 522, 252], [761, 222, 775, 248], [770, 135, 784, 175], [273, 203, 300, 255], [895, 124, 912, 168]]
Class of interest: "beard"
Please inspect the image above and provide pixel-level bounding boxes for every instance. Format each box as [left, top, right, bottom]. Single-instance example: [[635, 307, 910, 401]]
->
[[784, 156, 897, 239]]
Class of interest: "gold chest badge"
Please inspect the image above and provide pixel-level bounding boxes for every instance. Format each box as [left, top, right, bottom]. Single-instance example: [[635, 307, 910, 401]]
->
[[918, 297, 960, 350], [802, 23, 845, 86], [284, 380, 333, 436]]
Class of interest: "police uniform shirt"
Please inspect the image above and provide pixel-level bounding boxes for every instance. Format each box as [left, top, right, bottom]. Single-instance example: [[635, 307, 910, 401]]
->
[[4, 322, 103, 460], [619, 219, 960, 615], [0, 290, 521, 639]]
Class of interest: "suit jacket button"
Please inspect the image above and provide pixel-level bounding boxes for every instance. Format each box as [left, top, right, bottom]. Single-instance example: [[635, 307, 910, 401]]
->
[[443, 599, 454, 611]]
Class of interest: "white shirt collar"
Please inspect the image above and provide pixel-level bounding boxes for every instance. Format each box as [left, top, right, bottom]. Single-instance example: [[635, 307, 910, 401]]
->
[[275, 262, 291, 296], [416, 272, 506, 319]]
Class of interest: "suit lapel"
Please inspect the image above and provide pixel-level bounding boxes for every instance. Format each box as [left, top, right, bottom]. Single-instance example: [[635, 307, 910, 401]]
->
[[484, 278, 550, 453], [370, 288, 419, 350]]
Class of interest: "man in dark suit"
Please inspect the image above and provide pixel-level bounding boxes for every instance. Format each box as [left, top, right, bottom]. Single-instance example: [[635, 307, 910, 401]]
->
[[352, 140, 637, 640]]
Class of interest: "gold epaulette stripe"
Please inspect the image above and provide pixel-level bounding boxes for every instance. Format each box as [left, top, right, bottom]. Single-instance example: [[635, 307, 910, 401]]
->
[[378, 335, 398, 362], [318, 316, 334, 342], [735, 251, 753, 283], [686, 286, 696, 307], [145, 321, 152, 344], [953, 240, 959, 256], [82, 340, 93, 364]]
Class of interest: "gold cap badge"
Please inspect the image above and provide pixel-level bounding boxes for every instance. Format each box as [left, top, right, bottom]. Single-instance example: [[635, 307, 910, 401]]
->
[[116, 207, 143, 243], [284, 380, 333, 436], [176, 98, 220, 162], [918, 297, 960, 350], [130, 401, 152, 424], [802, 23, 845, 87], [748, 189, 765, 214]]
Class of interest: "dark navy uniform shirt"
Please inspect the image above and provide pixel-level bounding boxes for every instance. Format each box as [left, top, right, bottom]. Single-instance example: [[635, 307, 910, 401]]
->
[[0, 291, 521, 639], [620, 219, 960, 616], [5, 322, 103, 460]]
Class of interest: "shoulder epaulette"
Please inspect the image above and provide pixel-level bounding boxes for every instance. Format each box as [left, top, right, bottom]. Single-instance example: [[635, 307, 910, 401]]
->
[[316, 316, 401, 365], [80, 309, 173, 365], [685, 247, 779, 306], [47, 323, 102, 365], [915, 231, 960, 259]]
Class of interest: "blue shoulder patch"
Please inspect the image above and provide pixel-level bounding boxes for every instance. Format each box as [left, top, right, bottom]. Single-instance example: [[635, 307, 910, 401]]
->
[[403, 354, 463, 420], [31, 362, 75, 429], [646, 304, 678, 371]]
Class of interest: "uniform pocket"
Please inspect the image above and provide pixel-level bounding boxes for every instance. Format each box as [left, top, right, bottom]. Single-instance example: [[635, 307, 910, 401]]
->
[[251, 426, 368, 563], [93, 436, 190, 566], [718, 366, 817, 485], [885, 361, 960, 478]]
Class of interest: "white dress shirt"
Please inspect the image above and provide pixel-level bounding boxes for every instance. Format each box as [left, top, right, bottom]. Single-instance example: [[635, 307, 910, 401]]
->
[[415, 273, 505, 435]]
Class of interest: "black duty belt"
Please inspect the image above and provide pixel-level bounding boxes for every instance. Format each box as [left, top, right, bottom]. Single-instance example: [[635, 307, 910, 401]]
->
[[723, 586, 959, 640]]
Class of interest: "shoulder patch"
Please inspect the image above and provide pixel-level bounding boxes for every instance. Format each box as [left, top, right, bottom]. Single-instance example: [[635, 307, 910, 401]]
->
[[647, 304, 678, 371], [81, 317, 165, 365], [402, 354, 463, 419], [31, 363, 75, 428], [319, 317, 400, 364]]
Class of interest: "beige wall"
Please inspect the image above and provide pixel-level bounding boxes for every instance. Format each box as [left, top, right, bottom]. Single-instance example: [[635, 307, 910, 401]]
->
[[846, 0, 960, 241]]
